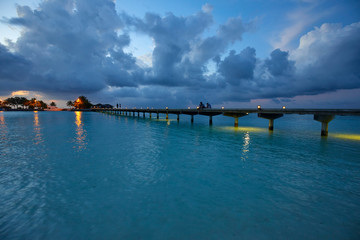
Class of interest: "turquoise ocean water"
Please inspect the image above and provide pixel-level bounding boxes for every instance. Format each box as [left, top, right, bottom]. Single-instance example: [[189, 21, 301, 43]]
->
[[0, 111, 359, 239]]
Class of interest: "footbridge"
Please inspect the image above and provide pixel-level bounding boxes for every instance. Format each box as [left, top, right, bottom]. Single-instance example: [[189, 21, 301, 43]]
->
[[95, 108, 360, 136]]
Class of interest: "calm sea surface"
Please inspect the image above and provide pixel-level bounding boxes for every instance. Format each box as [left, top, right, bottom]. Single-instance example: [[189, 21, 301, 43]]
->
[[0, 111, 359, 239]]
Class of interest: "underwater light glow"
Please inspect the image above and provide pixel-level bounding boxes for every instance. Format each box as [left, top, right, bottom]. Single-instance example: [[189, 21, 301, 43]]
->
[[216, 126, 267, 133], [331, 133, 360, 141]]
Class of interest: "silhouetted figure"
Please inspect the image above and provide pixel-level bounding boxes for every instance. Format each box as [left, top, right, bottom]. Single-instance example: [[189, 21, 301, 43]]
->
[[206, 102, 211, 109], [199, 102, 205, 109]]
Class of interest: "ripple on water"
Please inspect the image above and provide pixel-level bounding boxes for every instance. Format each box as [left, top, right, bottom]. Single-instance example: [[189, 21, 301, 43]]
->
[[0, 112, 359, 239]]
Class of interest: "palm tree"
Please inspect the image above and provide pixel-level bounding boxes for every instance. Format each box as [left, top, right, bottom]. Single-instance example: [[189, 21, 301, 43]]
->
[[66, 101, 74, 108]]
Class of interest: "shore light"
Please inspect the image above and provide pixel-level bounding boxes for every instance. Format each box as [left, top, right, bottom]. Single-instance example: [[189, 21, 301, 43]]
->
[[282, 106, 286, 110], [188, 107, 190, 109], [166, 107, 168, 110], [147, 107, 149, 109], [197, 106, 199, 110], [221, 107, 224, 109], [257, 105, 261, 110]]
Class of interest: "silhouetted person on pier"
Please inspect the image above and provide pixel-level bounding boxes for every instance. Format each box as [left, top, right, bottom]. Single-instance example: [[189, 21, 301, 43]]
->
[[206, 103, 211, 109], [199, 102, 205, 109]]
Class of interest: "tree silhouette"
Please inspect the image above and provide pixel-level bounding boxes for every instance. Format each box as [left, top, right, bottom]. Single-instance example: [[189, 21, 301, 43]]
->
[[73, 96, 92, 109], [66, 101, 74, 107], [4, 97, 29, 109]]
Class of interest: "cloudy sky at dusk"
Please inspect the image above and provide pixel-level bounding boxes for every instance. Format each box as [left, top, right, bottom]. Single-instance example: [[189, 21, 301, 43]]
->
[[0, 0, 359, 108]]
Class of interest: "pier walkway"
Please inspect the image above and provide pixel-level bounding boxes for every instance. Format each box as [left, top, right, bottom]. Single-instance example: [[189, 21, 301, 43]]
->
[[95, 108, 360, 136]]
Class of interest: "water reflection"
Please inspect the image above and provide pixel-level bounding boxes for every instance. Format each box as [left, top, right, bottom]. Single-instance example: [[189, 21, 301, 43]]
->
[[330, 133, 360, 141], [217, 126, 267, 133], [243, 132, 250, 153], [33, 112, 43, 145], [74, 111, 87, 150], [241, 132, 251, 161], [0, 112, 5, 126], [0, 112, 7, 141]]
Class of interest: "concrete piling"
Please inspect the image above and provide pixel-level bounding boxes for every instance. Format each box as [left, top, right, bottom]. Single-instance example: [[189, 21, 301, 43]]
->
[[314, 114, 335, 136], [258, 113, 284, 131]]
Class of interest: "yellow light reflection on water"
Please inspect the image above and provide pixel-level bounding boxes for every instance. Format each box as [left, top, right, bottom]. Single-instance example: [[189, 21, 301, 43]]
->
[[217, 126, 267, 133], [33, 112, 42, 144], [330, 133, 360, 141], [74, 111, 87, 150], [157, 119, 178, 122], [34, 112, 39, 127], [0, 113, 5, 125], [0, 112, 7, 140], [75, 111, 82, 127]]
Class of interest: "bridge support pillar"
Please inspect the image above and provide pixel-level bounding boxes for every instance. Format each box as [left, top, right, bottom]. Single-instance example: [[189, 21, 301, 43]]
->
[[269, 119, 274, 131], [314, 114, 335, 136], [157, 113, 159, 119], [133, 112, 135, 117], [209, 116, 213, 126], [258, 113, 284, 131], [223, 113, 247, 127], [149, 113, 152, 119], [126, 111, 128, 116], [143, 112, 145, 118], [137, 112, 140, 118], [191, 115, 194, 124], [177, 114, 180, 122], [166, 113, 169, 120]]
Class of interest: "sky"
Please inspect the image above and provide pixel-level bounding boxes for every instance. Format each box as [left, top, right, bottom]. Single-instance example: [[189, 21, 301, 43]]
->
[[0, 0, 359, 108]]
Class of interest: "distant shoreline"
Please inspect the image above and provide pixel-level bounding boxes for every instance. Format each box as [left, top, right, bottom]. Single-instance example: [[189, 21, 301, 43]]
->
[[0, 108, 94, 112]]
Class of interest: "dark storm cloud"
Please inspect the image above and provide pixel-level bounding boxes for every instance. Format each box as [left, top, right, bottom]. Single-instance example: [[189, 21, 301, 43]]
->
[[0, 43, 32, 94], [0, 43, 30, 81], [191, 16, 252, 64], [122, 8, 252, 87], [122, 8, 214, 86], [218, 47, 257, 85], [1, 0, 142, 95], [1, 0, 360, 106], [265, 49, 295, 76]]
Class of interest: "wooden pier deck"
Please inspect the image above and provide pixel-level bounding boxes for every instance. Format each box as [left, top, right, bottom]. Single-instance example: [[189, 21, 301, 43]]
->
[[95, 108, 360, 136]]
